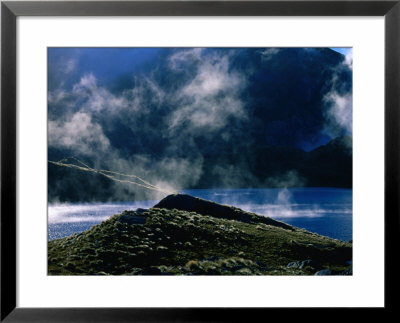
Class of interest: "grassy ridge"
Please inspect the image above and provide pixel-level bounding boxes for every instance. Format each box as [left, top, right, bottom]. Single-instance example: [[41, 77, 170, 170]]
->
[[48, 195, 352, 275]]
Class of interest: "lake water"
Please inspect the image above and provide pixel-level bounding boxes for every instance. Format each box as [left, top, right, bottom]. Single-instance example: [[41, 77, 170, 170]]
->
[[48, 188, 352, 242]]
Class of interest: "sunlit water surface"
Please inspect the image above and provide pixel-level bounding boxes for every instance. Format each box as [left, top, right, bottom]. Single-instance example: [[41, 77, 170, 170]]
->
[[48, 188, 352, 241]]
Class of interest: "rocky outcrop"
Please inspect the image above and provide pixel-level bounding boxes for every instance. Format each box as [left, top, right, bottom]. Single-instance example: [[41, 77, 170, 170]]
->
[[287, 259, 322, 270]]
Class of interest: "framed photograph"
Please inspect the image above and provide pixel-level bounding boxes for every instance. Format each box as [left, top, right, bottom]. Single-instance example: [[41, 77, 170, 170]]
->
[[1, 0, 398, 320]]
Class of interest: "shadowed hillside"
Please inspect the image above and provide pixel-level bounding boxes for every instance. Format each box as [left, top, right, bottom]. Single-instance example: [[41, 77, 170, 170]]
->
[[48, 194, 352, 276]]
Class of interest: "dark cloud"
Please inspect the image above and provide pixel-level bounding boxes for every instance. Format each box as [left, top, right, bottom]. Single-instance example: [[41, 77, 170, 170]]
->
[[48, 48, 352, 201]]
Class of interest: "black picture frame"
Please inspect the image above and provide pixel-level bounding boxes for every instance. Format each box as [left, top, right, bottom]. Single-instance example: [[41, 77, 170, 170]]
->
[[1, 0, 399, 321]]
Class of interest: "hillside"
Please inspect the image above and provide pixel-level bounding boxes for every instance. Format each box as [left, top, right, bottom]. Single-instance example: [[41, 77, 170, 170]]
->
[[48, 194, 352, 275]]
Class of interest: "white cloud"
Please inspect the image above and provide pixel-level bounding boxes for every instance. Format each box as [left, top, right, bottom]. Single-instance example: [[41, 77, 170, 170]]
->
[[73, 73, 97, 90], [49, 56, 78, 89], [143, 77, 165, 106], [52, 73, 165, 117], [264, 170, 306, 188], [258, 48, 280, 61], [322, 49, 353, 138], [63, 58, 77, 75], [102, 154, 204, 201], [68, 74, 128, 112], [168, 53, 247, 134], [168, 48, 203, 70], [182, 55, 239, 97], [344, 49, 353, 69], [324, 91, 353, 135], [48, 89, 68, 105], [48, 112, 110, 155]]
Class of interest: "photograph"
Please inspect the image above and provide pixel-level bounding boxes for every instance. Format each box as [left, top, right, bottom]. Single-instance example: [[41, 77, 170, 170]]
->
[[47, 47, 353, 276], [2, 0, 398, 319]]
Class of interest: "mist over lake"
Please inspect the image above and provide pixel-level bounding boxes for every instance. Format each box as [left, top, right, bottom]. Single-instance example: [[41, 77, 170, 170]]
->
[[48, 187, 352, 241], [184, 188, 352, 241]]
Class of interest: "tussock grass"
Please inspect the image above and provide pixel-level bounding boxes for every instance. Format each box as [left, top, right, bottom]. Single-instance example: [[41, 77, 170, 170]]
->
[[48, 205, 351, 275]]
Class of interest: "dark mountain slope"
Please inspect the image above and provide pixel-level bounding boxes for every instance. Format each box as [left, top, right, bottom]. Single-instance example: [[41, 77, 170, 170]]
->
[[298, 135, 352, 187], [48, 48, 352, 202], [48, 135, 352, 202]]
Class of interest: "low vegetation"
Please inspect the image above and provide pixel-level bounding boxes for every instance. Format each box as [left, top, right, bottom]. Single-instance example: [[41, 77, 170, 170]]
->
[[48, 194, 352, 275]]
